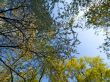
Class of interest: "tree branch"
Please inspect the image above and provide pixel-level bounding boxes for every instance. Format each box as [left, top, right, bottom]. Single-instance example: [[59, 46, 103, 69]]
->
[[39, 66, 45, 82], [0, 45, 19, 48], [10, 68, 13, 82], [0, 5, 26, 13], [0, 58, 26, 82]]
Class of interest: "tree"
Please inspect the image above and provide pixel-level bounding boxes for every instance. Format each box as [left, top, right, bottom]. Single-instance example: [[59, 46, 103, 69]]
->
[[1, 0, 110, 82], [0, 0, 78, 82], [66, 56, 110, 82]]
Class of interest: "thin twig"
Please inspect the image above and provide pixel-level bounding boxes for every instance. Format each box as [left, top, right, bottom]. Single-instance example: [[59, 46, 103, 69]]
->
[[10, 68, 13, 82], [39, 66, 45, 82]]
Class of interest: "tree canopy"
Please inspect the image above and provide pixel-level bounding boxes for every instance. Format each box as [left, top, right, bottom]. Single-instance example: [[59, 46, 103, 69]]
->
[[0, 0, 78, 82], [0, 0, 110, 82]]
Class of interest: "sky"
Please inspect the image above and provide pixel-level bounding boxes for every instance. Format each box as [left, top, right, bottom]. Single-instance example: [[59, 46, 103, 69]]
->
[[71, 2, 110, 65], [52, 0, 110, 63], [76, 28, 110, 63]]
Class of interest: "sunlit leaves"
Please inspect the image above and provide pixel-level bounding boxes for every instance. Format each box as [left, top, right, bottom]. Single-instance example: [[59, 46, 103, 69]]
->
[[1, 0, 110, 82], [66, 56, 110, 82], [19, 67, 38, 82], [44, 56, 67, 82], [86, 0, 110, 26], [0, 70, 11, 82]]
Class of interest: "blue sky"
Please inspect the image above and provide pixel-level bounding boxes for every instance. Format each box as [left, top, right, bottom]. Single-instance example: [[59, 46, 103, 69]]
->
[[52, 0, 110, 63], [65, 1, 110, 64], [76, 28, 110, 63]]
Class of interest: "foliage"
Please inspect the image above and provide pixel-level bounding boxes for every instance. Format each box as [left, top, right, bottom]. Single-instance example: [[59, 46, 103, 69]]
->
[[86, 0, 110, 26], [0, 0, 78, 82], [1, 0, 110, 82], [66, 56, 110, 82]]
